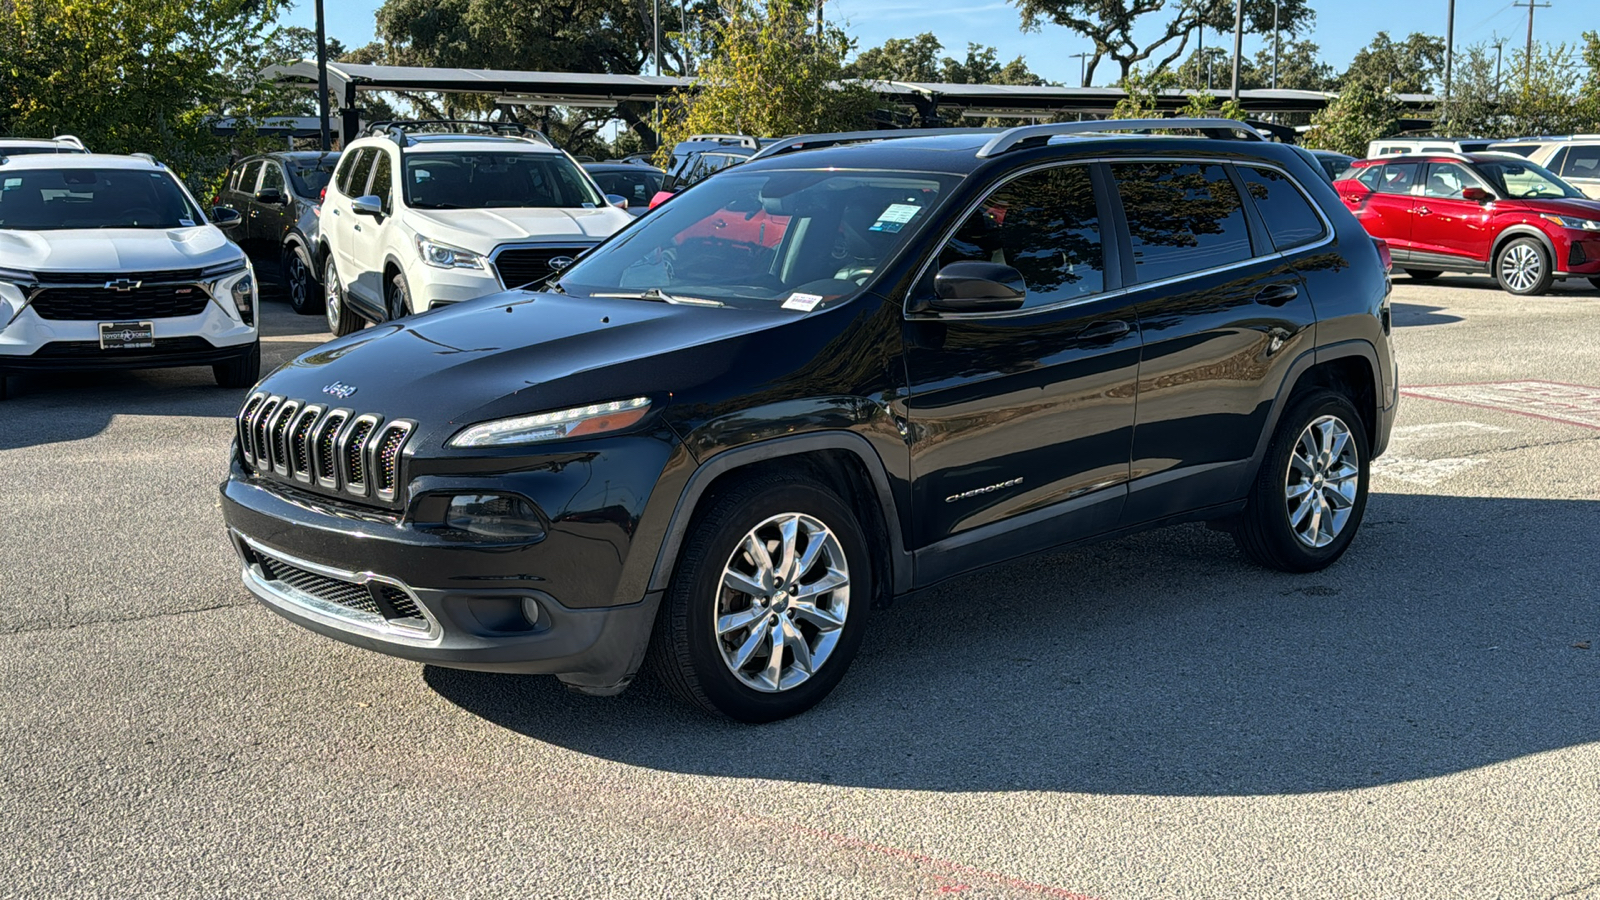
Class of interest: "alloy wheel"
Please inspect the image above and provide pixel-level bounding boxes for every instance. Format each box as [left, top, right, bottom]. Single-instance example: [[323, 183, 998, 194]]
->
[[287, 254, 308, 310], [714, 513, 850, 693], [1284, 415, 1360, 549], [1499, 243, 1542, 293], [324, 261, 342, 331]]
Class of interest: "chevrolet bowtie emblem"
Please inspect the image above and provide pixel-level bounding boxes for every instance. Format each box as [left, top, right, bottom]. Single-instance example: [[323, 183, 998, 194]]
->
[[105, 278, 142, 291], [322, 382, 358, 399]]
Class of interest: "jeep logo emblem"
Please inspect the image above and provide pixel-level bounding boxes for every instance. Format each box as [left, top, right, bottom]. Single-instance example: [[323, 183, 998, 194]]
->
[[547, 256, 575, 271], [322, 382, 358, 399], [105, 278, 142, 292]]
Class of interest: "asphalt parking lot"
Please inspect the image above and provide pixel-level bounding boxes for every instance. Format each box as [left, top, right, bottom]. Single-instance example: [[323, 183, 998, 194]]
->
[[2, 274, 1597, 899]]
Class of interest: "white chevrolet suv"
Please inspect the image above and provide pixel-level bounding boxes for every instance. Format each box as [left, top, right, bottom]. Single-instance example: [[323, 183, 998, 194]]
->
[[318, 121, 633, 335], [0, 152, 259, 401]]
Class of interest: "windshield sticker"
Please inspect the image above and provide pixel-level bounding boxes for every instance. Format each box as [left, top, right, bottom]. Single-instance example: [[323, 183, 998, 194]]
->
[[179, 217, 195, 227], [782, 292, 824, 312], [869, 203, 922, 233]]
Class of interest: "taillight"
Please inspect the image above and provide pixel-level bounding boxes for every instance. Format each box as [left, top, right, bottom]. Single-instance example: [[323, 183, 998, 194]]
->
[[210, 194, 220, 206], [1373, 238, 1392, 273], [319, 187, 327, 203]]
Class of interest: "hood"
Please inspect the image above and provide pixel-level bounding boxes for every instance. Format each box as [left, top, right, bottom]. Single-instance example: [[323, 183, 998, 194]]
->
[[257, 290, 786, 443], [404, 207, 631, 250], [0, 226, 242, 274], [1501, 197, 1600, 220]]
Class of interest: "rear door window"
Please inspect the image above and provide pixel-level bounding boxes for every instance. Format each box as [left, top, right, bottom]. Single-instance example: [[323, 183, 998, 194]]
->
[[259, 162, 286, 196], [1111, 161, 1253, 283], [1562, 146, 1600, 180], [1237, 165, 1327, 251], [938, 164, 1105, 307]]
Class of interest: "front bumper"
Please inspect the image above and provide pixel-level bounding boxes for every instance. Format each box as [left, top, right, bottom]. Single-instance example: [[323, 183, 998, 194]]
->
[[220, 467, 662, 693], [402, 256, 505, 312]]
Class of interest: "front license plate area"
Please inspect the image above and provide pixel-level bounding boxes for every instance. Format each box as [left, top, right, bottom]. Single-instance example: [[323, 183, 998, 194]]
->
[[99, 321, 154, 350]]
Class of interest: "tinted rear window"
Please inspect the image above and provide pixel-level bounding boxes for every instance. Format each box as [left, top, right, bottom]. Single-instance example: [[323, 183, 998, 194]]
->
[[1238, 166, 1326, 251], [1111, 162, 1252, 283]]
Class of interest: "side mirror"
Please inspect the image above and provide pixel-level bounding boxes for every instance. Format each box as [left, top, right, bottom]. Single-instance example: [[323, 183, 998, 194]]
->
[[929, 261, 1027, 313], [1461, 187, 1491, 203], [606, 193, 629, 210], [254, 188, 286, 205], [210, 207, 242, 230], [351, 194, 383, 217]]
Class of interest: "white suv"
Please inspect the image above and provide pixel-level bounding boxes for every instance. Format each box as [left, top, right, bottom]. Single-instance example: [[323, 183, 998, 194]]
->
[[0, 153, 260, 401], [317, 122, 633, 335]]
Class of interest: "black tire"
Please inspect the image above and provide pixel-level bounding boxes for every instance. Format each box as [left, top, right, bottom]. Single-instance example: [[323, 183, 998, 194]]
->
[[0, 374, 9, 402], [323, 257, 363, 337], [1403, 268, 1442, 281], [386, 270, 414, 320], [213, 341, 261, 389], [281, 246, 323, 315], [1233, 388, 1370, 573], [647, 472, 873, 723], [1588, 277, 1600, 291], [1494, 237, 1555, 296]]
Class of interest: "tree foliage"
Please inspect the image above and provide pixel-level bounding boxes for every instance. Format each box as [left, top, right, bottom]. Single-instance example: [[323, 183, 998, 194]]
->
[[655, 0, 876, 163], [1303, 80, 1401, 156], [1011, 0, 1313, 86], [1339, 31, 1443, 93], [0, 0, 286, 187], [845, 32, 1042, 86], [1439, 39, 1600, 138]]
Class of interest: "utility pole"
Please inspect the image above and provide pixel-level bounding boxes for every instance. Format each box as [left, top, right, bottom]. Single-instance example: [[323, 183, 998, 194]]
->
[[1230, 0, 1243, 103], [314, 0, 330, 152], [1272, 0, 1280, 89], [680, 0, 688, 75], [1197, 25, 1204, 89], [1514, 0, 1551, 84], [1444, 0, 1455, 117], [653, 0, 662, 76], [1493, 39, 1505, 101], [1070, 52, 1090, 88]]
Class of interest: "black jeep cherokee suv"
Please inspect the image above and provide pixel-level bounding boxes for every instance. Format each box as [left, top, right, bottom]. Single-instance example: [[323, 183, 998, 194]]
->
[[221, 119, 1397, 723]]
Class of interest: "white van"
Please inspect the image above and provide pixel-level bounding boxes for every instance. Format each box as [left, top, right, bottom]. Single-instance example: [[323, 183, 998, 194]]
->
[[1366, 137, 1496, 157]]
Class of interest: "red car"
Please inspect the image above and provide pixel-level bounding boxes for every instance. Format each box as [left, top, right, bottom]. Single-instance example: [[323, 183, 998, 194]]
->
[[1333, 152, 1600, 295]]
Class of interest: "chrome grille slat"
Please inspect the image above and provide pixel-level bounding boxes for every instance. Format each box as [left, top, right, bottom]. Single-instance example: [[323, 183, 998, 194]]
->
[[341, 415, 380, 497], [288, 405, 322, 481], [234, 396, 414, 506], [251, 397, 281, 468], [267, 400, 300, 476], [237, 393, 265, 465], [313, 411, 348, 488], [372, 422, 412, 500]]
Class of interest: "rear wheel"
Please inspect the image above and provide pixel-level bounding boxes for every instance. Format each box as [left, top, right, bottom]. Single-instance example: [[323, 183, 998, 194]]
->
[[386, 270, 414, 320], [1404, 268, 1442, 281], [1495, 237, 1554, 296], [281, 246, 322, 315], [1233, 389, 1370, 573], [648, 473, 871, 723], [213, 341, 261, 389], [324, 258, 363, 336]]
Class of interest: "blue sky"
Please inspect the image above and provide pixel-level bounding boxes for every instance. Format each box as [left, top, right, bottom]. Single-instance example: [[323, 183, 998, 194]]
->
[[280, 0, 1594, 87]]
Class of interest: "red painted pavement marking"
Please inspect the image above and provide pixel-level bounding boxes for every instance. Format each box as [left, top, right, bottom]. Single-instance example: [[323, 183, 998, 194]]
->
[[1400, 380, 1600, 431]]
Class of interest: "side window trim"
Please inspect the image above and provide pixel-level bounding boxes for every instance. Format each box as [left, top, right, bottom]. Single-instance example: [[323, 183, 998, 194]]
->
[[1223, 163, 1272, 258]]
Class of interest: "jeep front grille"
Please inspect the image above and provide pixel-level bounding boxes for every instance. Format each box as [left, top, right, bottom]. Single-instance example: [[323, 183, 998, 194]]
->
[[237, 393, 414, 503]]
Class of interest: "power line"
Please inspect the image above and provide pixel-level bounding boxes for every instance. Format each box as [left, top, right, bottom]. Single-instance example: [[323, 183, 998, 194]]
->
[[1513, 0, 1551, 83]]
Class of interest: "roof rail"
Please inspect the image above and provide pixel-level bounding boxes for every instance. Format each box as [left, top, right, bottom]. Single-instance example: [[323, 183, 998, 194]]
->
[[976, 118, 1267, 159], [748, 127, 999, 161], [130, 152, 161, 165], [52, 135, 87, 150], [686, 133, 760, 149], [364, 119, 554, 147]]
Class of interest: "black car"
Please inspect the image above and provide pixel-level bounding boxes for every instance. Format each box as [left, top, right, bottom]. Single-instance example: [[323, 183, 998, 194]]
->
[[582, 161, 665, 216], [221, 119, 1397, 722], [216, 151, 338, 315]]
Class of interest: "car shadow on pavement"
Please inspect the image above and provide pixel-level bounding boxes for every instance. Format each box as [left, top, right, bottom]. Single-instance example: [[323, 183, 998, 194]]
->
[[1389, 303, 1464, 327], [426, 492, 1600, 796]]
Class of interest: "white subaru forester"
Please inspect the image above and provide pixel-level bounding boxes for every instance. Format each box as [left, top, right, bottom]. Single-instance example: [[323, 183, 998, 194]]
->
[[318, 122, 633, 335], [0, 152, 259, 401]]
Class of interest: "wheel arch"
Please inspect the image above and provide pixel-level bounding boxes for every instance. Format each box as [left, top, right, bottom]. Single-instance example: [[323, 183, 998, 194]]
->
[[1244, 342, 1384, 489], [1491, 225, 1557, 268], [644, 433, 912, 608]]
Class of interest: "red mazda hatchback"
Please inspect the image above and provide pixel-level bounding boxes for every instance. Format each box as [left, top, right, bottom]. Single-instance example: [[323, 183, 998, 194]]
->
[[1333, 152, 1600, 295]]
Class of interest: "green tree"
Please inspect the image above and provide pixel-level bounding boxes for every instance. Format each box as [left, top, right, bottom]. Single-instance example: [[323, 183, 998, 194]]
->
[[0, 0, 286, 188], [1109, 66, 1174, 119], [1303, 80, 1401, 156], [656, 0, 876, 163], [1338, 31, 1443, 93], [1011, 0, 1313, 86], [846, 33, 1042, 86]]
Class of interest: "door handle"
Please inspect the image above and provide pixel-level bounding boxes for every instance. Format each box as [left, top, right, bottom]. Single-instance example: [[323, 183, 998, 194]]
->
[[330, 208, 340, 217], [1417, 206, 1432, 215], [1076, 320, 1131, 342], [353, 224, 362, 232], [1254, 284, 1299, 307]]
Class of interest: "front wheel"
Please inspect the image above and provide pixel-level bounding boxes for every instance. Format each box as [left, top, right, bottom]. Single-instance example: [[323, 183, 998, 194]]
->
[[1495, 237, 1554, 296], [324, 258, 364, 336], [281, 247, 322, 315], [1233, 389, 1370, 572], [386, 270, 414, 320], [647, 473, 872, 723]]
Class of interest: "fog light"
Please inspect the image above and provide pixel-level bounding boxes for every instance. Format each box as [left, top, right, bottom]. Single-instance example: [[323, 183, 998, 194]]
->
[[521, 596, 542, 627], [445, 494, 546, 540]]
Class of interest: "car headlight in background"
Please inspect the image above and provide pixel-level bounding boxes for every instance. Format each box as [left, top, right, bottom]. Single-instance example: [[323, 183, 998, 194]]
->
[[0, 266, 33, 330], [202, 259, 255, 326], [448, 397, 651, 448], [416, 235, 485, 269], [1541, 214, 1600, 231]]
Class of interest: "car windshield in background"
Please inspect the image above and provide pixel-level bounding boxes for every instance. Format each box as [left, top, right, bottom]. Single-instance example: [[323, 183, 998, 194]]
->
[[1476, 160, 1583, 199], [590, 169, 664, 207], [403, 152, 604, 210], [288, 161, 336, 197], [0, 168, 202, 230], [555, 169, 960, 311]]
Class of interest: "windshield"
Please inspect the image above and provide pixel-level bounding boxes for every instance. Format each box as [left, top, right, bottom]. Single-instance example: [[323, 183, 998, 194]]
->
[[1475, 159, 1583, 199], [403, 151, 604, 210], [589, 169, 664, 207], [0, 168, 204, 230], [556, 169, 960, 311], [288, 159, 337, 197]]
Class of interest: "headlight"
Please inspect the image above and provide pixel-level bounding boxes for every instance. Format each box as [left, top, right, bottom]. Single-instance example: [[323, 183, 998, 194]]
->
[[230, 272, 255, 325], [1541, 214, 1600, 231], [203, 259, 254, 326], [0, 266, 33, 286], [448, 397, 651, 448], [416, 235, 485, 269]]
